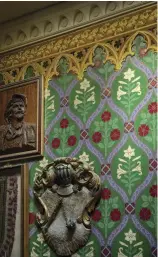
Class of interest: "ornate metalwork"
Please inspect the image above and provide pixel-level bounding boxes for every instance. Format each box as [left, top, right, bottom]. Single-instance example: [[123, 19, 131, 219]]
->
[[34, 157, 101, 256]]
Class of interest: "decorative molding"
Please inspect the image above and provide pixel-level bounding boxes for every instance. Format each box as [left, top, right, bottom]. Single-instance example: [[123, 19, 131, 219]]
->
[[0, 1, 154, 53], [0, 4, 157, 73], [1, 29, 157, 89]]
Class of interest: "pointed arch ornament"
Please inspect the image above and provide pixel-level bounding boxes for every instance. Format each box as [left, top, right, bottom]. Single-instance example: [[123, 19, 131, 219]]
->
[[0, 4, 157, 87]]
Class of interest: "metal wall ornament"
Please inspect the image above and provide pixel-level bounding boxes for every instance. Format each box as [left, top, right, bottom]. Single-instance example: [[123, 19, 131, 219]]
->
[[34, 157, 101, 256], [0, 76, 44, 165]]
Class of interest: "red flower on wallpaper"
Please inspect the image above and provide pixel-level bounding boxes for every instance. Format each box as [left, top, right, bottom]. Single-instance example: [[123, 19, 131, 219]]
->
[[67, 135, 77, 146], [139, 48, 148, 58], [29, 212, 36, 224], [101, 188, 111, 200], [101, 111, 111, 122], [148, 102, 158, 114], [110, 209, 121, 221], [139, 208, 151, 221], [92, 132, 102, 143], [110, 129, 121, 141], [52, 138, 60, 148], [92, 209, 102, 222], [138, 124, 149, 137], [149, 185, 157, 197], [60, 118, 69, 128]]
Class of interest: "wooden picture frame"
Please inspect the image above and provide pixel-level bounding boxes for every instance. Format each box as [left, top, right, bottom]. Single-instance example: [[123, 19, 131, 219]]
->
[[0, 164, 29, 257], [0, 76, 44, 164]]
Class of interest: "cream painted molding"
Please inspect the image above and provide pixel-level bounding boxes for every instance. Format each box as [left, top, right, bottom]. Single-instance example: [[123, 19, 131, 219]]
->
[[0, 1, 154, 53]]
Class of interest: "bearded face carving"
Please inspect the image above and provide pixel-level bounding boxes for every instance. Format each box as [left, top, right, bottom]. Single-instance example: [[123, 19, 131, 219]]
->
[[34, 157, 101, 256]]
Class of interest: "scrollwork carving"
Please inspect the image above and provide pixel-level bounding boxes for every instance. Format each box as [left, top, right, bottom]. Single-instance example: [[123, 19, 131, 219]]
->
[[34, 157, 101, 256]]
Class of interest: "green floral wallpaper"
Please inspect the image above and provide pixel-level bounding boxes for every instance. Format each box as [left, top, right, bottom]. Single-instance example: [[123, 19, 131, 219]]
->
[[28, 35, 157, 257]]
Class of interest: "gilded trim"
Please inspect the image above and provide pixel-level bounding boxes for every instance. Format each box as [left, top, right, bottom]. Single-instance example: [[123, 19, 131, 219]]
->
[[0, 1, 153, 53], [0, 4, 157, 72], [1, 29, 157, 84]]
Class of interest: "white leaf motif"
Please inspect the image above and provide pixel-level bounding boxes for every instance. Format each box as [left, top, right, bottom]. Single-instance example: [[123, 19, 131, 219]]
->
[[117, 164, 127, 179], [133, 248, 143, 257], [74, 95, 82, 109], [132, 161, 142, 175], [117, 86, 127, 100], [76, 90, 82, 94], [31, 247, 38, 257], [87, 86, 95, 92], [118, 248, 127, 257], [132, 156, 141, 162], [118, 81, 128, 85], [118, 158, 127, 163], [47, 101, 55, 112], [131, 76, 141, 83], [131, 82, 141, 95], [134, 242, 143, 247], [119, 241, 128, 247], [87, 92, 95, 104]]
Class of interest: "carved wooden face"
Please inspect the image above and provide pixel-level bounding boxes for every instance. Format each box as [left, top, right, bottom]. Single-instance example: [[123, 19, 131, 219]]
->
[[11, 101, 26, 120]]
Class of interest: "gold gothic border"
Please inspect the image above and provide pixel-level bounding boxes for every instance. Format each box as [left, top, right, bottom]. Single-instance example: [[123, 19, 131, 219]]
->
[[1, 29, 157, 87], [0, 4, 157, 72]]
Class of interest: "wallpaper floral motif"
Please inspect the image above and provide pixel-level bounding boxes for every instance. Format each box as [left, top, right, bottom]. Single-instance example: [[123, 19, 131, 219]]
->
[[28, 35, 157, 257]]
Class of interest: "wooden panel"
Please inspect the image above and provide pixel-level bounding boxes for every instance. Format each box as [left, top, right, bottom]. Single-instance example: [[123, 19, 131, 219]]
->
[[0, 82, 37, 126]]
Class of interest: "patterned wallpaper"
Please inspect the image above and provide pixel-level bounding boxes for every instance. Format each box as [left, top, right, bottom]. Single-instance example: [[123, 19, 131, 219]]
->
[[27, 34, 157, 257]]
